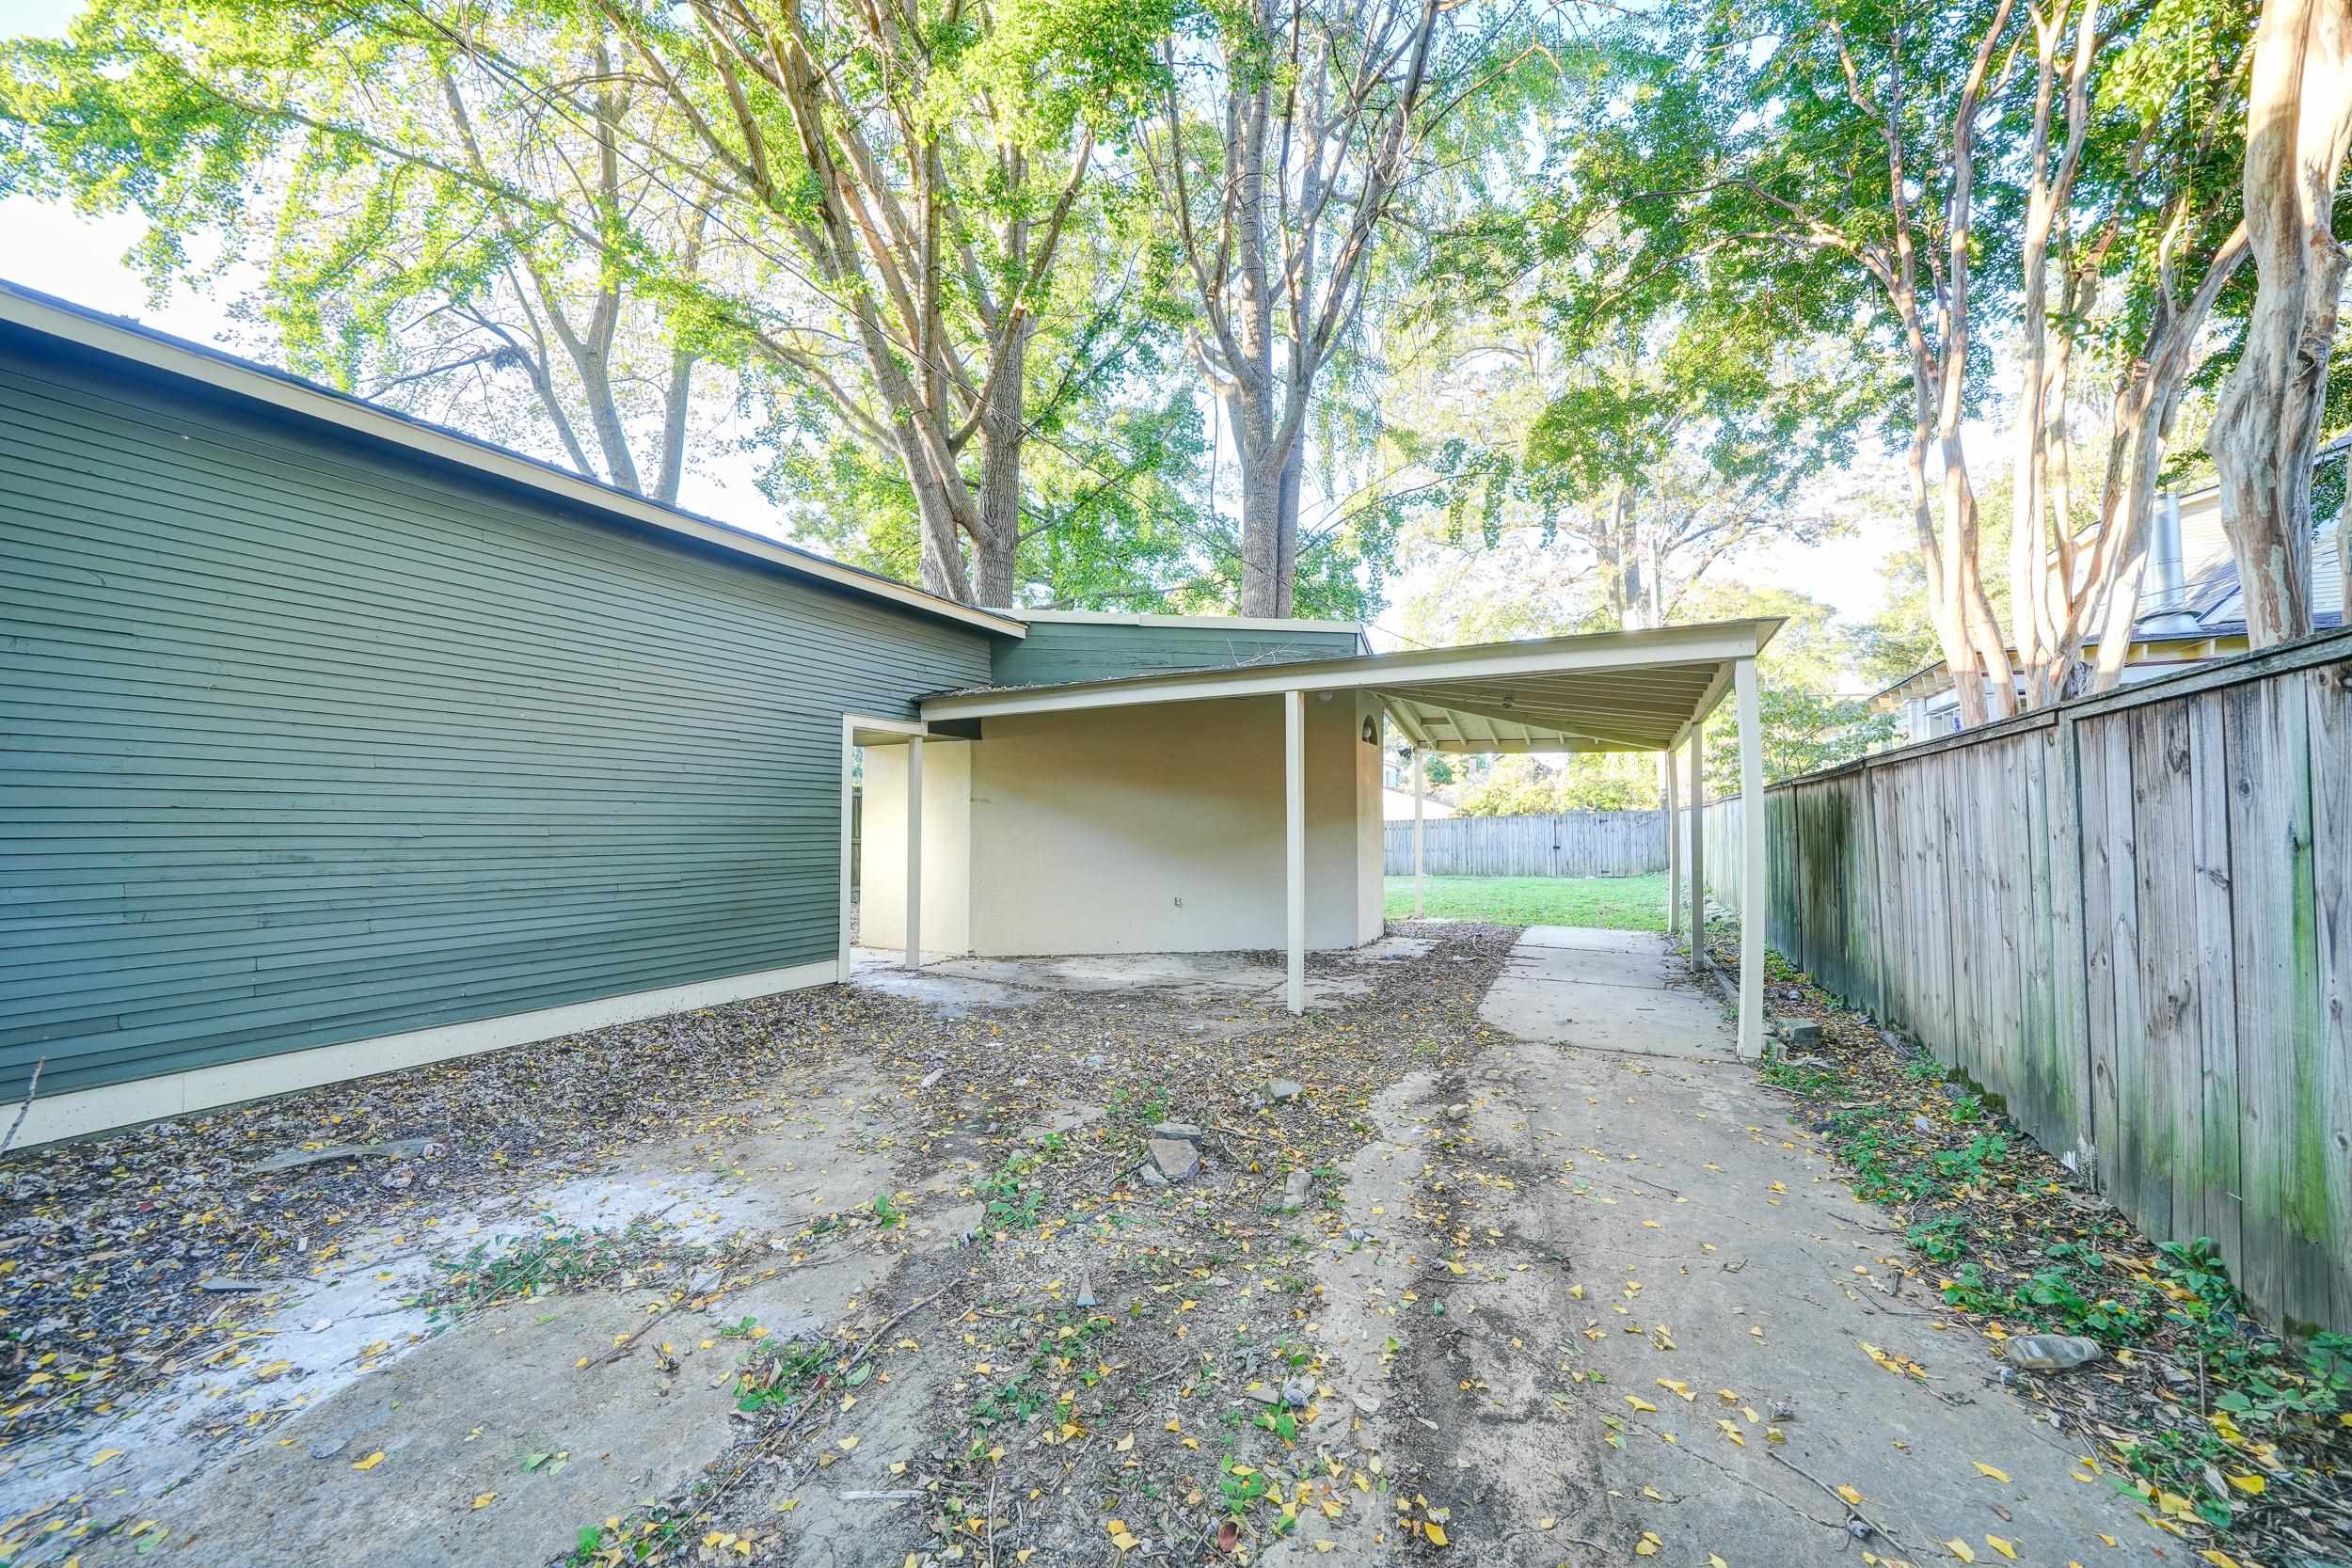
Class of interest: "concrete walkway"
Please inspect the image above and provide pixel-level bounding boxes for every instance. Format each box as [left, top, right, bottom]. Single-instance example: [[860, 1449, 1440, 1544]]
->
[[1477, 925, 1734, 1059], [1382, 925, 2172, 1565]]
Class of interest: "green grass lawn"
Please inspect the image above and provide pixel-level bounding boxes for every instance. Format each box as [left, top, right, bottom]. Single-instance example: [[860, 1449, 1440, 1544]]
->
[[1383, 872, 1668, 931]]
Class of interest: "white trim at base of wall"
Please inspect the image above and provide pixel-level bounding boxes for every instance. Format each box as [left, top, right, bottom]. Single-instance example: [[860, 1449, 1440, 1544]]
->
[[13, 959, 840, 1149]]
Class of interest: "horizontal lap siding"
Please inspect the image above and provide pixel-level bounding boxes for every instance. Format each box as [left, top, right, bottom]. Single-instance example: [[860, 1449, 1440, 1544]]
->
[[989, 622, 1361, 689], [0, 345, 993, 1100]]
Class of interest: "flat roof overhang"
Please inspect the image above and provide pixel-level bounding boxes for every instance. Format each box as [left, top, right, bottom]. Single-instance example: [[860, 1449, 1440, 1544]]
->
[[917, 618, 1784, 751]]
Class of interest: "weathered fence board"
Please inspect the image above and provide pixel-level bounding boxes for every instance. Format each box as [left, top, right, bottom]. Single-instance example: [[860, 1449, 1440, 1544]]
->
[[1381, 811, 1663, 878], [1701, 631, 2352, 1333]]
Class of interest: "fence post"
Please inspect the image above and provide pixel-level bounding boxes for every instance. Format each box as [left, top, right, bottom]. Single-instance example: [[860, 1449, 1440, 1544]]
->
[[1859, 761, 1889, 1022], [2048, 708, 2095, 1172]]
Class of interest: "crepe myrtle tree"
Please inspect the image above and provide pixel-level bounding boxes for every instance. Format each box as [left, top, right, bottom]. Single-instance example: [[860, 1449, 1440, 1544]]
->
[[2203, 0, 2352, 642]]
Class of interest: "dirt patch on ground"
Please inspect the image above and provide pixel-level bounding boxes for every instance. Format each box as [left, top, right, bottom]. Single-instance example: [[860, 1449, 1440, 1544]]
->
[[0, 927, 1521, 1566]]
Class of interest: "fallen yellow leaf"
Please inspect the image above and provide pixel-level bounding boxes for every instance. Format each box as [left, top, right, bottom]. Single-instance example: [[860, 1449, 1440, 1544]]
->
[[1987, 1536, 2017, 1560], [1836, 1484, 1864, 1507], [352, 1451, 386, 1472], [1947, 1540, 1976, 1562], [2224, 1473, 2265, 1497], [471, 1494, 496, 1510], [1426, 1522, 1450, 1547], [87, 1449, 122, 1468], [1972, 1462, 2010, 1483]]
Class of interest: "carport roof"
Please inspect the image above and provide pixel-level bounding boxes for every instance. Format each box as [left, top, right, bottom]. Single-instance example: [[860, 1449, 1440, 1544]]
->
[[920, 617, 1782, 752]]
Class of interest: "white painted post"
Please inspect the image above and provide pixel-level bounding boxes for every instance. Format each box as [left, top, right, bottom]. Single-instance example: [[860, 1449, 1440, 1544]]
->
[[1662, 749, 1680, 937], [1411, 745, 1426, 918], [1686, 723, 1706, 953], [838, 719, 857, 982], [1736, 657, 1766, 1058], [903, 736, 924, 971], [1285, 690, 1306, 1014]]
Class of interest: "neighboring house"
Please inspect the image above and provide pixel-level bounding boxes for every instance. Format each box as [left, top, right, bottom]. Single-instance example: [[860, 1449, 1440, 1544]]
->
[[1, 279, 1784, 1145], [1875, 449, 2349, 740], [1381, 787, 1456, 821]]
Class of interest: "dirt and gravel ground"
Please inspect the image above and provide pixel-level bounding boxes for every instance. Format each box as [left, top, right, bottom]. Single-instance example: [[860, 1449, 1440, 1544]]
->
[[1, 920, 2343, 1568]]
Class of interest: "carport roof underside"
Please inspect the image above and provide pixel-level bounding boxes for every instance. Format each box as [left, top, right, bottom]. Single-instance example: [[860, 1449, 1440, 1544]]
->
[[920, 617, 1783, 752]]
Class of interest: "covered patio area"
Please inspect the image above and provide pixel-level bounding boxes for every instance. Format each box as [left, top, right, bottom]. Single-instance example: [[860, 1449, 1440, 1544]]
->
[[888, 618, 1779, 1057]]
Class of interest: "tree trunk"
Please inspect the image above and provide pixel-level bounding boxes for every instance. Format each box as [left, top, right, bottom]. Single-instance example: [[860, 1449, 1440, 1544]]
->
[[973, 461, 1020, 606], [1904, 412, 1988, 728], [1609, 483, 1646, 630], [1272, 433, 1304, 616], [652, 347, 694, 505], [890, 415, 976, 604], [1932, 0, 2019, 725], [975, 421, 1024, 608], [570, 348, 642, 495], [1233, 356, 1288, 614], [2206, 0, 2352, 644], [1239, 451, 1285, 616]]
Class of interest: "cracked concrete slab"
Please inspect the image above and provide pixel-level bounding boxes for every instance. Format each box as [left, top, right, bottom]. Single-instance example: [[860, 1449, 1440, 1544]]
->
[[1517, 925, 1666, 952], [1499, 944, 1678, 991], [1481, 931, 1733, 1059], [851, 946, 1375, 1014]]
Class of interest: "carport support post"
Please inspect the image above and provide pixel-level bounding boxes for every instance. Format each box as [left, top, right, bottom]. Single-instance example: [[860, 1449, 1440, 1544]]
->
[[1686, 724, 1705, 953], [1411, 746, 1426, 918], [1285, 689, 1306, 1014], [1735, 657, 1765, 1058], [1662, 750, 1680, 937], [903, 736, 923, 971]]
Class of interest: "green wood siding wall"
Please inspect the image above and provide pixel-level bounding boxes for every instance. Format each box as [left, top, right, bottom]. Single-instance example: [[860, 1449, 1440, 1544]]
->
[[0, 340, 993, 1101], [989, 620, 1362, 689]]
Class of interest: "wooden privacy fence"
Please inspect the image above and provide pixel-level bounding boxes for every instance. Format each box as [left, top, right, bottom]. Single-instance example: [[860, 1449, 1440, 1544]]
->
[[1384, 810, 1664, 878], [1702, 631, 2352, 1334]]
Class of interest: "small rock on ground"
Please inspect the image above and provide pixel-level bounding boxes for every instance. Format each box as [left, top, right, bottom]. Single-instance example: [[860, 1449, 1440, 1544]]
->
[[1146, 1137, 1200, 1181]]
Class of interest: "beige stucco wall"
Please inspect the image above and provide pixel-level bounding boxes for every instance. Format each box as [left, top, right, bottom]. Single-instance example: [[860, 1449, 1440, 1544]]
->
[[951, 693, 1379, 956], [858, 737, 971, 957], [860, 696, 1385, 958]]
